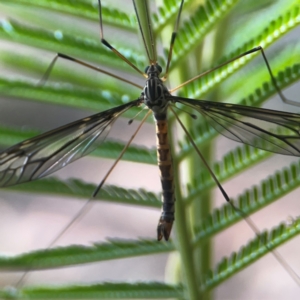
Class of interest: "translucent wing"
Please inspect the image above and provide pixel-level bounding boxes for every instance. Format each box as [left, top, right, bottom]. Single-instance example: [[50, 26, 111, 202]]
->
[[172, 96, 300, 156], [0, 100, 140, 187]]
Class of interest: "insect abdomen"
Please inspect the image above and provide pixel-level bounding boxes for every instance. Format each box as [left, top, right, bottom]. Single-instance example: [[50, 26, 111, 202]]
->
[[155, 114, 175, 241]]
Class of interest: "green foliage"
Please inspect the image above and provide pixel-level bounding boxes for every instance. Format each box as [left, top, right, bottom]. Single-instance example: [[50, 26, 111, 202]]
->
[[0, 0, 300, 299]]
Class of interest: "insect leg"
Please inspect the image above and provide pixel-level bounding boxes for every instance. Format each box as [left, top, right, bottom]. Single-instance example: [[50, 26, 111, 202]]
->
[[14, 108, 150, 289], [98, 0, 146, 77], [171, 46, 297, 106], [39, 52, 143, 89], [170, 105, 300, 285], [92, 110, 151, 198], [39, 1, 150, 87], [162, 0, 184, 81]]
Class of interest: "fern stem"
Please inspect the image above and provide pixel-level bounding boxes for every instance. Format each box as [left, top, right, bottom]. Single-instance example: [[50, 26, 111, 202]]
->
[[173, 151, 202, 300]]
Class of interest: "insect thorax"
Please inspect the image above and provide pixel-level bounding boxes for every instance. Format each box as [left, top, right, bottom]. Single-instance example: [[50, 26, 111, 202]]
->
[[142, 64, 170, 115]]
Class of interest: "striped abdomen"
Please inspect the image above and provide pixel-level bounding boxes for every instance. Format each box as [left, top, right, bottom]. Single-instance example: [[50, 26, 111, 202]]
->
[[155, 113, 175, 241]]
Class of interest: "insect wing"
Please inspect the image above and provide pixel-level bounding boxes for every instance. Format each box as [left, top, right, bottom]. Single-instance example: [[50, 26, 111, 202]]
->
[[0, 100, 140, 187], [172, 96, 300, 156]]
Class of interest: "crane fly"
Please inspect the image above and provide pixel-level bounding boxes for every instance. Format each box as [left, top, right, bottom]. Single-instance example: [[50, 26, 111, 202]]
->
[[0, 0, 299, 244], [1, 0, 300, 296]]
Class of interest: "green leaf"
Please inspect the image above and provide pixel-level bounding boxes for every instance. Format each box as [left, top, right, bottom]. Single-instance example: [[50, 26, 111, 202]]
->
[[194, 157, 300, 244], [200, 218, 300, 290], [0, 19, 146, 71], [3, 178, 161, 208], [0, 239, 173, 270], [1, 282, 184, 299], [0, 0, 136, 30], [180, 5, 300, 99]]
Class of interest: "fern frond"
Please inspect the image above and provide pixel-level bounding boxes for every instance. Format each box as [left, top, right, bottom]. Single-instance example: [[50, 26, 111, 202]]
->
[[181, 6, 300, 99], [170, 0, 240, 68], [202, 218, 300, 290], [186, 144, 271, 202], [1, 282, 184, 299], [0, 20, 146, 71], [0, 239, 173, 270], [1, 0, 136, 31], [0, 78, 140, 114], [5, 179, 161, 208], [193, 158, 300, 244]]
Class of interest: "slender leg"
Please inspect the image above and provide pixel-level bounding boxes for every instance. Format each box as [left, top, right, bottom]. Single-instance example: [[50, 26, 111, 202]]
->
[[39, 52, 143, 89], [171, 46, 298, 106]]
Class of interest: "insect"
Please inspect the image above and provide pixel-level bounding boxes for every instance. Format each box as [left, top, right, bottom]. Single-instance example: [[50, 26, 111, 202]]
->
[[0, 0, 300, 297]]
